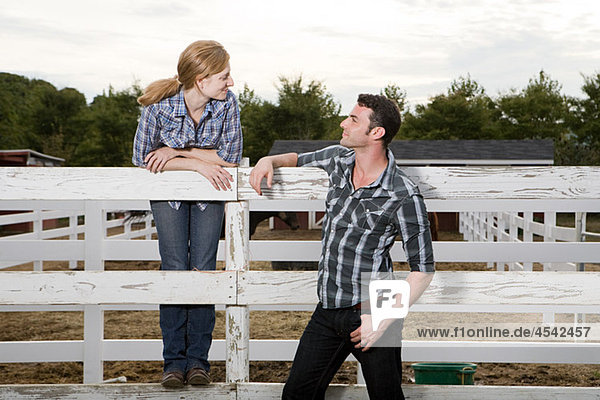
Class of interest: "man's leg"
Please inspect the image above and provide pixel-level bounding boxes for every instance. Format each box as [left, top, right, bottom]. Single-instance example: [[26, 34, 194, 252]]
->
[[282, 305, 355, 400], [352, 319, 405, 400]]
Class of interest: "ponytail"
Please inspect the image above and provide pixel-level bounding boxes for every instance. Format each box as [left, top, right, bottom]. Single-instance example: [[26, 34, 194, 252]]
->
[[137, 76, 181, 106]]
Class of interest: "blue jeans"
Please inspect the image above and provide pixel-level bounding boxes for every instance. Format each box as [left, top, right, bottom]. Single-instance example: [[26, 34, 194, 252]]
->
[[150, 200, 224, 374], [282, 303, 405, 400]]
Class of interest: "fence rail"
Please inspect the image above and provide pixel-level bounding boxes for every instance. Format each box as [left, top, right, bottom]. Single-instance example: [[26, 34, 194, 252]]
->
[[1, 383, 598, 400], [1, 166, 600, 397]]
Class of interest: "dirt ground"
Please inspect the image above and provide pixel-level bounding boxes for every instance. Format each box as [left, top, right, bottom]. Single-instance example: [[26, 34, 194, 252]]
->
[[1, 215, 599, 386]]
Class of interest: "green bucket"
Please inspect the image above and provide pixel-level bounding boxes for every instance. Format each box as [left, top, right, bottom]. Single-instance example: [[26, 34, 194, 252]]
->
[[411, 363, 477, 385]]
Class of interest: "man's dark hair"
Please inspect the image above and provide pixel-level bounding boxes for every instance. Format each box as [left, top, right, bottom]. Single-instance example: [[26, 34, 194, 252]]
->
[[357, 94, 401, 147]]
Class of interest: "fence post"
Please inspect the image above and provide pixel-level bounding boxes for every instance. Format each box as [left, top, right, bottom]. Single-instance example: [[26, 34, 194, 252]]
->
[[486, 213, 494, 269], [462, 211, 472, 241], [522, 212, 533, 271], [575, 212, 586, 273], [144, 211, 153, 240], [575, 212, 586, 325], [123, 211, 132, 239], [496, 212, 506, 271], [542, 211, 556, 324], [508, 212, 519, 271], [83, 200, 105, 383], [32, 209, 42, 271], [69, 212, 78, 269], [543, 212, 556, 271], [225, 200, 250, 383]]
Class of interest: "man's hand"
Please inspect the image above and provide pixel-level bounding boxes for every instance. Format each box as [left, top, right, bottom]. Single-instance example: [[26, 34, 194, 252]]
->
[[249, 158, 274, 195], [350, 314, 395, 352], [249, 153, 298, 195], [145, 147, 179, 173]]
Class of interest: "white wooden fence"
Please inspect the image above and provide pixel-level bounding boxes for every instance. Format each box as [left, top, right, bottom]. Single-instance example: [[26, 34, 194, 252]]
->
[[459, 210, 598, 271], [0, 209, 153, 271], [1, 166, 599, 399]]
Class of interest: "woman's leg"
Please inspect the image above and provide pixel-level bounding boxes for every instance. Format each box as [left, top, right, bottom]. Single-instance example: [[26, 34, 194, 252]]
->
[[150, 200, 191, 374], [186, 201, 225, 372]]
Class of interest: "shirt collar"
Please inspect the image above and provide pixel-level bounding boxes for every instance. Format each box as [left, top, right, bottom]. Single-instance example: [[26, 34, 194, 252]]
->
[[205, 96, 218, 115], [340, 147, 397, 192], [171, 89, 224, 118], [172, 89, 187, 117], [380, 148, 397, 191]]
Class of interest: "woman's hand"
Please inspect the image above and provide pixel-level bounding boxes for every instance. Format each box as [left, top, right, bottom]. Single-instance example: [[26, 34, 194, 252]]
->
[[145, 147, 180, 173], [195, 161, 234, 191]]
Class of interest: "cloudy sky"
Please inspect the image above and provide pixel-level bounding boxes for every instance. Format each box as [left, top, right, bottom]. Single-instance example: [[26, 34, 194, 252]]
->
[[2, 0, 599, 111]]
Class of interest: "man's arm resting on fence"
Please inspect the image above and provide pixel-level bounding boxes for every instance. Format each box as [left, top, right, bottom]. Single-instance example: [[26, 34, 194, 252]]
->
[[249, 153, 299, 195], [406, 271, 434, 306]]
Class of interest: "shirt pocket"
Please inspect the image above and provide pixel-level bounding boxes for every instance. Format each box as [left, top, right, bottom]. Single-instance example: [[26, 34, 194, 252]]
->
[[158, 115, 186, 148], [198, 132, 221, 148], [356, 199, 390, 231]]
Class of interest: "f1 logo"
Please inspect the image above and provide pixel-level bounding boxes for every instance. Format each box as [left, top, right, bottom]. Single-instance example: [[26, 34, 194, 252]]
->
[[369, 280, 410, 332]]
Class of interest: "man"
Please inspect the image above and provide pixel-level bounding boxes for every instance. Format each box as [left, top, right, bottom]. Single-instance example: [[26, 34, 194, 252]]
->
[[249, 94, 435, 400]]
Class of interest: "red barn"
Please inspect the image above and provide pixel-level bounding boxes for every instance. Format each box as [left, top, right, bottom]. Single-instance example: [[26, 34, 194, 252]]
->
[[0, 149, 64, 167], [0, 149, 65, 233]]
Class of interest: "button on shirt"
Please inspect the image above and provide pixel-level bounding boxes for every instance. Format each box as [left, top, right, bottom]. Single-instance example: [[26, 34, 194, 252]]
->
[[132, 89, 243, 210], [297, 145, 435, 309]]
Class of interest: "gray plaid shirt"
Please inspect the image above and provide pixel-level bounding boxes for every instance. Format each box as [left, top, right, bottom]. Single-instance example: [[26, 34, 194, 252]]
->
[[297, 145, 435, 309]]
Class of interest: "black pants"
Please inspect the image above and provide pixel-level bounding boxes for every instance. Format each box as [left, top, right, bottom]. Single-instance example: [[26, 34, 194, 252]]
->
[[282, 303, 405, 400]]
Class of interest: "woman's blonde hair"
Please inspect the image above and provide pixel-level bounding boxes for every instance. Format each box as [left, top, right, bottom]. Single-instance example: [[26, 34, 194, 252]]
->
[[137, 40, 230, 106]]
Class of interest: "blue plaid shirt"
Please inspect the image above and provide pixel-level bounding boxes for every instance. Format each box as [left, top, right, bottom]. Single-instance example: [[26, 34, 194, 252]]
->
[[298, 145, 435, 309], [132, 89, 243, 210]]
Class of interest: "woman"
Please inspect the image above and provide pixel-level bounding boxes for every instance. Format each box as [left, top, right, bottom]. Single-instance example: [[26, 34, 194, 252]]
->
[[132, 40, 242, 388]]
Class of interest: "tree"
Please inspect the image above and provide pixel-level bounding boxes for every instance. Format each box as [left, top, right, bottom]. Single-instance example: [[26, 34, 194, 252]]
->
[[496, 71, 570, 141], [0, 86, 23, 148], [238, 84, 277, 165], [563, 72, 600, 165], [29, 85, 88, 160], [71, 85, 142, 166], [399, 75, 499, 140], [274, 76, 341, 141], [380, 84, 407, 113], [0, 73, 89, 159], [238, 77, 342, 164], [0, 74, 50, 149], [0, 73, 27, 148]]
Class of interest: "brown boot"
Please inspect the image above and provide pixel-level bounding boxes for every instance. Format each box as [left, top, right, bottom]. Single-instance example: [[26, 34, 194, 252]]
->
[[186, 368, 210, 385], [161, 371, 185, 388]]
